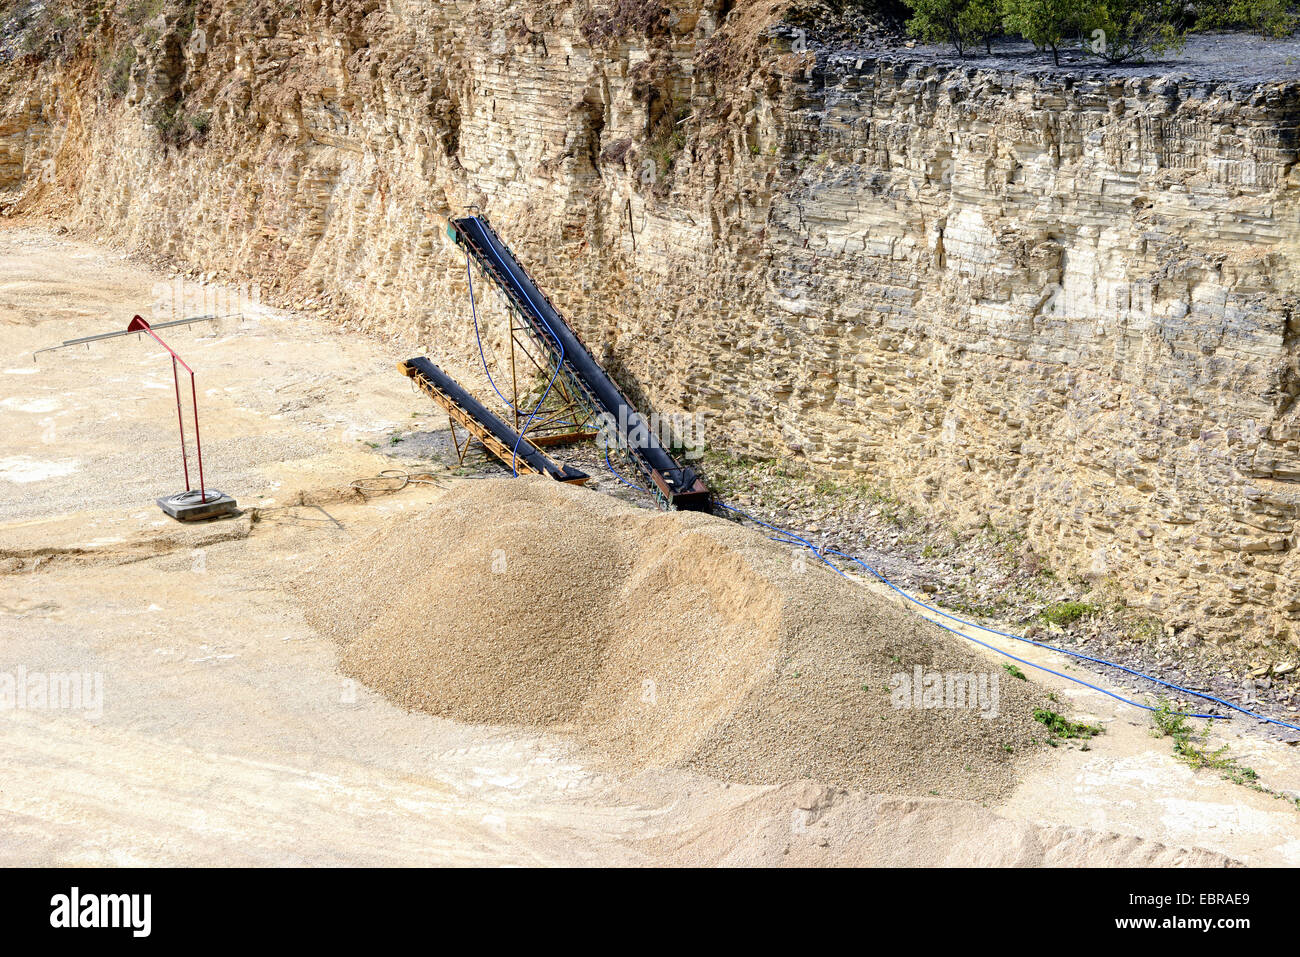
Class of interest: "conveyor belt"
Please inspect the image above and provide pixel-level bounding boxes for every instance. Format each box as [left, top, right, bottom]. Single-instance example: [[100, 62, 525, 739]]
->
[[450, 215, 711, 511], [399, 358, 588, 484]]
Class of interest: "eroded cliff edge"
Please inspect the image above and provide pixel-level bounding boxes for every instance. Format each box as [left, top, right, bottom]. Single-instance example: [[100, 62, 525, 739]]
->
[[2, 0, 1299, 649]]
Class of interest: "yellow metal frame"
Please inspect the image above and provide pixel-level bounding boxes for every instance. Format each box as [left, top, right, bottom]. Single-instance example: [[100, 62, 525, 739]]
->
[[399, 362, 588, 484]]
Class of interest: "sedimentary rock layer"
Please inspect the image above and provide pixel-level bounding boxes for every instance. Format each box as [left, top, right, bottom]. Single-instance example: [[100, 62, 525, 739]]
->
[[2, 1, 1297, 645]]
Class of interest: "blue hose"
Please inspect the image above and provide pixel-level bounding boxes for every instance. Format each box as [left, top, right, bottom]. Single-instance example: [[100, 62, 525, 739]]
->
[[466, 250, 516, 414], [825, 540, 1300, 732], [711, 500, 1300, 728], [757, 524, 1158, 708], [468, 251, 580, 427], [605, 448, 646, 491], [466, 241, 565, 475]]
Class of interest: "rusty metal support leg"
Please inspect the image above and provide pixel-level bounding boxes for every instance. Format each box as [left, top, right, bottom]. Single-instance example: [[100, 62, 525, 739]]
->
[[509, 320, 521, 433]]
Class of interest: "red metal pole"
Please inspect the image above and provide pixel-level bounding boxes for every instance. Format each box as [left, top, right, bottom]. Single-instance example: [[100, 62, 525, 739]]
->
[[129, 315, 207, 500], [171, 354, 191, 492], [189, 371, 206, 502]]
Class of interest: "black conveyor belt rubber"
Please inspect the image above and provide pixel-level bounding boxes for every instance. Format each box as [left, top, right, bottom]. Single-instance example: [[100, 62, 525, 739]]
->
[[401, 357, 588, 484], [451, 215, 710, 510]]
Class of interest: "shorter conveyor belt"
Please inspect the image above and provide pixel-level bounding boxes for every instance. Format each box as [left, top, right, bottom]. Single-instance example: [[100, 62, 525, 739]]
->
[[399, 357, 589, 484]]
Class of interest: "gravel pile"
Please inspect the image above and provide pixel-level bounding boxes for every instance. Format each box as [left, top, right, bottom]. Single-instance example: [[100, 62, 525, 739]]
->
[[299, 476, 1048, 798]]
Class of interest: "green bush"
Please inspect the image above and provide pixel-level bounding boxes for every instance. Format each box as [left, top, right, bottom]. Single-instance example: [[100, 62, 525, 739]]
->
[[1038, 600, 1098, 626], [1083, 0, 1187, 62], [1196, 0, 1298, 36], [1033, 708, 1104, 739], [104, 45, 136, 98], [1001, 0, 1084, 63], [907, 0, 1005, 55]]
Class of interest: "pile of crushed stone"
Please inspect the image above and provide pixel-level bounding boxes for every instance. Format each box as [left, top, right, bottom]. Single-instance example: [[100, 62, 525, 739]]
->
[[298, 476, 1048, 799]]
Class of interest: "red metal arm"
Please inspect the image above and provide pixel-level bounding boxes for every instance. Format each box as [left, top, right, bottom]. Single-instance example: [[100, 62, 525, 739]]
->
[[127, 315, 207, 502]]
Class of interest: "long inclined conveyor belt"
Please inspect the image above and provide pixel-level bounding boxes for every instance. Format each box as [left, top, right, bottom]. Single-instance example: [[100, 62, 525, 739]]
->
[[399, 357, 588, 484], [450, 215, 711, 511]]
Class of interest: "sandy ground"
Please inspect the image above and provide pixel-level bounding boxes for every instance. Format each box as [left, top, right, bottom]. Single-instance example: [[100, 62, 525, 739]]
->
[[3, 225, 1300, 866]]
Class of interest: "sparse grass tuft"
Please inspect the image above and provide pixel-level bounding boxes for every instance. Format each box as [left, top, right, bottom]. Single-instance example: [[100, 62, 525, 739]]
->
[[1126, 615, 1164, 643], [1033, 708, 1103, 740], [1039, 601, 1098, 627], [1150, 698, 1277, 795]]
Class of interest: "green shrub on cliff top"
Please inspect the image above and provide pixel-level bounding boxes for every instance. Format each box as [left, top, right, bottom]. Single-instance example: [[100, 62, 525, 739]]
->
[[1000, 0, 1193, 63], [1000, 0, 1084, 63], [1083, 0, 1187, 62], [907, 0, 1005, 55], [1196, 0, 1298, 36]]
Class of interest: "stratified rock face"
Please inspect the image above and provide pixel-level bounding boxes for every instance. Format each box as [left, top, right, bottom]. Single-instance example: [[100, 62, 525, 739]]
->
[[2, 1, 1298, 646], [754, 57, 1300, 648]]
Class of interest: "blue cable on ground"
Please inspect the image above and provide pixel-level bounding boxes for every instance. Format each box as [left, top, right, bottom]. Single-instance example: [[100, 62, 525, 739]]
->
[[605, 448, 646, 491], [750, 521, 1173, 712], [824, 541, 1300, 732], [712, 500, 1300, 730]]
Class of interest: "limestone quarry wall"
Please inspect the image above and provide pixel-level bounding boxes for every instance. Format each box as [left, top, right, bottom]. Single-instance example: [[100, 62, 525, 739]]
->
[[2, 0, 1299, 646]]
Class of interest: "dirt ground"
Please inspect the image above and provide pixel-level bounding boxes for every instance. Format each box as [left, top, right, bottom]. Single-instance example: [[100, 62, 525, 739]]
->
[[3, 225, 1300, 866]]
